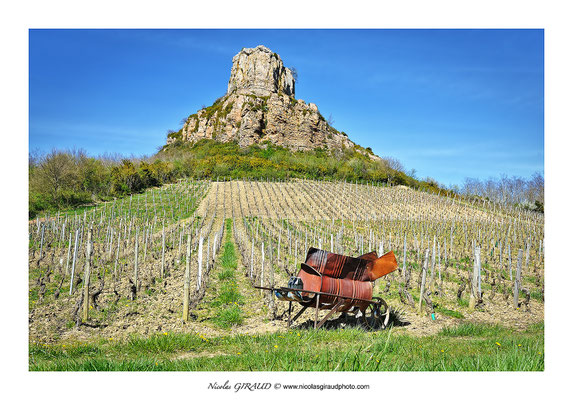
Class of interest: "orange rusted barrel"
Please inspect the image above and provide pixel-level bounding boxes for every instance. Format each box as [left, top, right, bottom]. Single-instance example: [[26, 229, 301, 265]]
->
[[319, 275, 373, 307], [296, 248, 397, 310], [304, 248, 370, 281], [304, 248, 397, 282]]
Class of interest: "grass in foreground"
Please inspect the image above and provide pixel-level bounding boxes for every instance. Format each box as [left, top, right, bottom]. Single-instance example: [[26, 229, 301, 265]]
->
[[29, 322, 543, 371]]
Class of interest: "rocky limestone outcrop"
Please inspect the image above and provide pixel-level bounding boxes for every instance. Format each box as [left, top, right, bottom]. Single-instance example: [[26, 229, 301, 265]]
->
[[227, 45, 295, 97], [167, 45, 375, 157]]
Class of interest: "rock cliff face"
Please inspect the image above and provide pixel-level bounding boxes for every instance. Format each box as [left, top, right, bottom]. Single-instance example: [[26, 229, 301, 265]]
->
[[167, 45, 372, 156], [227, 46, 295, 97]]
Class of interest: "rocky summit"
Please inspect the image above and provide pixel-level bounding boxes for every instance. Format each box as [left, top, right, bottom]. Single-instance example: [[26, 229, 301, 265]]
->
[[167, 45, 373, 156]]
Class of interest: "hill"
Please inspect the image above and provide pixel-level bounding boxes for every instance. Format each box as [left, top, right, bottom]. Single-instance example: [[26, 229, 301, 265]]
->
[[164, 45, 375, 159], [29, 139, 441, 219], [157, 139, 417, 185]]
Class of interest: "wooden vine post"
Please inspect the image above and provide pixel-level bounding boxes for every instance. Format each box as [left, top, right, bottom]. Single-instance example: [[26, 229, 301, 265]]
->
[[133, 227, 139, 297], [197, 236, 203, 291], [248, 239, 253, 279], [69, 228, 79, 295], [82, 228, 93, 322], [114, 230, 121, 279], [39, 224, 45, 259], [269, 240, 275, 310], [469, 246, 481, 309], [418, 249, 429, 314], [161, 223, 166, 278], [261, 242, 265, 288], [429, 236, 436, 291], [183, 233, 192, 321], [513, 249, 523, 308], [65, 232, 72, 275], [402, 234, 407, 280]]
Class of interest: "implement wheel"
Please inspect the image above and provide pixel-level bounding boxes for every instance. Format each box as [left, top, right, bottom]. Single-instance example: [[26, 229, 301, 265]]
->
[[361, 298, 390, 330]]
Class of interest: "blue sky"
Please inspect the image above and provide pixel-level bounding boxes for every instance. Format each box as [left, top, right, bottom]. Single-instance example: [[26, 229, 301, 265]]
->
[[29, 29, 544, 187]]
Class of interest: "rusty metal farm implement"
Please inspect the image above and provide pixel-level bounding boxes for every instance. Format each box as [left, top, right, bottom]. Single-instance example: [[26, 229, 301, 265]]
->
[[255, 247, 398, 330]]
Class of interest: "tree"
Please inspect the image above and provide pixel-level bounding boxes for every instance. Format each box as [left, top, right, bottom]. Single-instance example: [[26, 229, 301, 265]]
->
[[111, 160, 142, 194], [460, 172, 544, 209], [528, 172, 544, 205], [327, 114, 335, 126], [381, 157, 405, 184], [290, 67, 298, 83], [32, 150, 77, 206], [77, 155, 109, 197]]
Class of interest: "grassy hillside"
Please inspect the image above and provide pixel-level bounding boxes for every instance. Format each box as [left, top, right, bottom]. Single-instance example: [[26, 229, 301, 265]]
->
[[158, 139, 421, 183], [29, 140, 445, 218]]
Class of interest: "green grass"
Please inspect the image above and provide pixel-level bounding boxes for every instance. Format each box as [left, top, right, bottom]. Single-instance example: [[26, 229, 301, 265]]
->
[[530, 289, 544, 301], [212, 304, 244, 328], [220, 242, 238, 269], [457, 297, 470, 307], [211, 219, 245, 329], [217, 269, 235, 280], [435, 304, 465, 319], [212, 282, 243, 307], [439, 323, 508, 337], [29, 322, 544, 371]]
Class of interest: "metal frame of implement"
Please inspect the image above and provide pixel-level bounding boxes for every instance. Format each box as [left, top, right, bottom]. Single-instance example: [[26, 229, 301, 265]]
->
[[255, 247, 398, 330], [254, 284, 390, 330]]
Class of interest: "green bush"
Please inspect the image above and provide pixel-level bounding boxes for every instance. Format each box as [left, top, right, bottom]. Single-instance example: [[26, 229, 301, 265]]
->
[[29, 150, 180, 218]]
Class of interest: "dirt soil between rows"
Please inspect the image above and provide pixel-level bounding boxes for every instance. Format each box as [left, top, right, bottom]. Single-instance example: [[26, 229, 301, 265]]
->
[[29, 245, 544, 345]]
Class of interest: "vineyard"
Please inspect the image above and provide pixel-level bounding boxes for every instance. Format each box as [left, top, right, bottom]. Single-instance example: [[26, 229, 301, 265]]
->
[[29, 178, 544, 346]]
